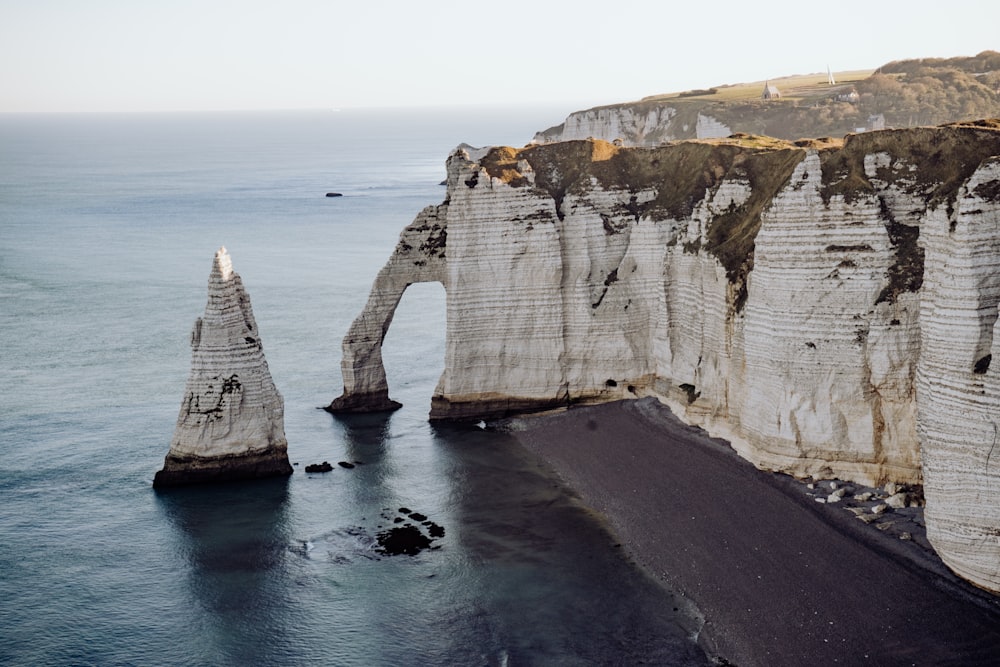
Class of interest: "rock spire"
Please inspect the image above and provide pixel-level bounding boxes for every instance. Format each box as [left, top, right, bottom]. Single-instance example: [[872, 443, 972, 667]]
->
[[154, 247, 292, 487]]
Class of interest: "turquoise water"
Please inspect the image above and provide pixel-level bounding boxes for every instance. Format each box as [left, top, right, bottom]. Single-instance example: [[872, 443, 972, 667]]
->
[[0, 109, 709, 665]]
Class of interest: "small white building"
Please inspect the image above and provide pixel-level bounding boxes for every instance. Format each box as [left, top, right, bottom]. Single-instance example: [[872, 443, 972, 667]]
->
[[762, 82, 781, 100]]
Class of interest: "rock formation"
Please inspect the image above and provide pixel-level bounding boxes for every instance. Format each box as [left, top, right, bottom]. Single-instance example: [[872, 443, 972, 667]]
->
[[155, 247, 292, 487], [918, 153, 1000, 591], [330, 121, 1000, 593], [326, 204, 446, 413], [533, 53, 1000, 146], [533, 104, 736, 145]]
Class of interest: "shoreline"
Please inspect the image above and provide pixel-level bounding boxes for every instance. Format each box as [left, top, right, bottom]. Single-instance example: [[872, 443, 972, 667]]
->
[[506, 397, 1000, 666]]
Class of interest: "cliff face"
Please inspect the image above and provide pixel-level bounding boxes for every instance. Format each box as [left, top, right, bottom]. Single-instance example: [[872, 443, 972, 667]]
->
[[918, 154, 1000, 590], [155, 247, 292, 487], [330, 122, 1000, 593], [533, 105, 731, 145]]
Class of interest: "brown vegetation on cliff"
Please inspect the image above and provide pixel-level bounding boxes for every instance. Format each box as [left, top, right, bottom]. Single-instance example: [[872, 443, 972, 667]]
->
[[538, 52, 1000, 143], [480, 137, 805, 310], [481, 121, 1000, 312]]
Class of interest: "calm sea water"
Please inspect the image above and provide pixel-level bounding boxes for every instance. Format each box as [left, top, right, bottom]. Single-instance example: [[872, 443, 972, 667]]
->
[[0, 109, 709, 666]]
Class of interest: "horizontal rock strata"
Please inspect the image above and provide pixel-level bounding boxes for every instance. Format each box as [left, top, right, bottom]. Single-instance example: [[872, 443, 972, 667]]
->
[[533, 105, 732, 145], [155, 247, 291, 487], [326, 204, 446, 413], [333, 121, 1000, 593]]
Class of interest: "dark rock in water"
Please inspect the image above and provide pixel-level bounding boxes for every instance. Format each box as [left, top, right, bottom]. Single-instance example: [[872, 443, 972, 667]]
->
[[337, 461, 355, 469], [304, 461, 334, 473], [367, 508, 446, 555], [325, 390, 402, 413], [325, 192, 343, 197], [154, 451, 293, 487], [375, 524, 432, 556]]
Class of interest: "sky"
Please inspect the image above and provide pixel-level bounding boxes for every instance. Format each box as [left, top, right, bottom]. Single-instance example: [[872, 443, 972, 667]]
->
[[0, 0, 997, 113]]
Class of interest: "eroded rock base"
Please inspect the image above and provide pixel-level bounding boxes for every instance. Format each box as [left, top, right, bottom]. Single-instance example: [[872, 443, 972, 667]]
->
[[429, 394, 570, 421], [153, 449, 293, 488], [326, 391, 402, 414]]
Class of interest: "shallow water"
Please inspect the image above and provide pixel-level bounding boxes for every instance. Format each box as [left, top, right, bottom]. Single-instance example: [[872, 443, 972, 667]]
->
[[0, 109, 708, 665]]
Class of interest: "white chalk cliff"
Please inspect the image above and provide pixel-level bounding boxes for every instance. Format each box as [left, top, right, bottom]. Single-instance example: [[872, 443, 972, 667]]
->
[[533, 105, 731, 145], [155, 247, 291, 487], [330, 122, 1000, 593]]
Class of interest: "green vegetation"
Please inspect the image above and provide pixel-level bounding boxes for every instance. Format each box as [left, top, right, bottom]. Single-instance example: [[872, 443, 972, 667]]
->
[[539, 53, 1000, 142], [643, 70, 877, 104], [678, 88, 719, 98], [710, 54, 1000, 139], [855, 53, 1000, 128]]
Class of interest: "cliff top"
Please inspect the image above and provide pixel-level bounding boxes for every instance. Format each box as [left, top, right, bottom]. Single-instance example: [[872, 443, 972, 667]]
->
[[475, 137, 805, 311], [536, 52, 1000, 142], [503, 121, 1000, 208], [472, 121, 1000, 310], [641, 69, 875, 105]]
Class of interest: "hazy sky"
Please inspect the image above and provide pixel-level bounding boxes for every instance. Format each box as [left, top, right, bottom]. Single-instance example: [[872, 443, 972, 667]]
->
[[1, 0, 997, 113]]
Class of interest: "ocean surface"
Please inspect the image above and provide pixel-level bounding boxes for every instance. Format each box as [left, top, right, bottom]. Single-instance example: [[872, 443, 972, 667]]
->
[[0, 109, 709, 666]]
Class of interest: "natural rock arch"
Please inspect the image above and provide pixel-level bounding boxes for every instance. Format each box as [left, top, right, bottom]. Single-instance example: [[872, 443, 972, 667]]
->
[[326, 204, 447, 413]]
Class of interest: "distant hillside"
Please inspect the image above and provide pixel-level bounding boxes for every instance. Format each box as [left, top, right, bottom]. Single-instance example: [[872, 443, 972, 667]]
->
[[534, 52, 1000, 145]]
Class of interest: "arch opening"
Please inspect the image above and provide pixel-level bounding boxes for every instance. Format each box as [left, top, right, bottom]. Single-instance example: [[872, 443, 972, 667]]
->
[[381, 281, 447, 411], [326, 278, 446, 414]]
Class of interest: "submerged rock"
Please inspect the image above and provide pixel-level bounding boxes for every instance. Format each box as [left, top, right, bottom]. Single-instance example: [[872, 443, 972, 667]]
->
[[154, 247, 292, 487], [305, 461, 334, 473], [375, 525, 431, 556], [374, 507, 445, 556]]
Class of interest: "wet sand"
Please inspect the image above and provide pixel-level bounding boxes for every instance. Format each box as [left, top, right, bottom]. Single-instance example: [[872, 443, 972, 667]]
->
[[510, 398, 1000, 666]]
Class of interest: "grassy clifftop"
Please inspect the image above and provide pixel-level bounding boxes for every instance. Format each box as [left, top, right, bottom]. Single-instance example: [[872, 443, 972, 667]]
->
[[538, 52, 1000, 142]]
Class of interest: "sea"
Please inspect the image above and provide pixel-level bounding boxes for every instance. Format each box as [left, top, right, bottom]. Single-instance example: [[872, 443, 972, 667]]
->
[[0, 108, 710, 666]]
